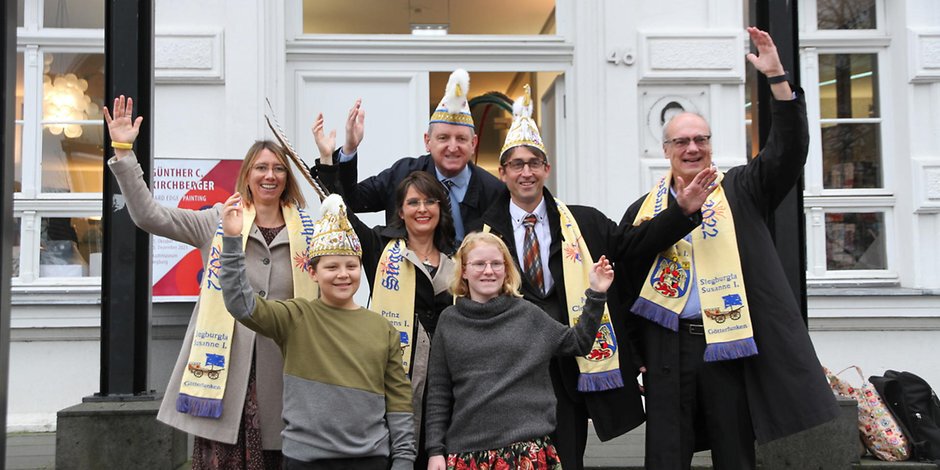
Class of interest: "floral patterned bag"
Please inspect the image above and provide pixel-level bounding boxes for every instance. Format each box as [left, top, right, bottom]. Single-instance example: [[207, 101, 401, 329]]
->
[[825, 366, 912, 461]]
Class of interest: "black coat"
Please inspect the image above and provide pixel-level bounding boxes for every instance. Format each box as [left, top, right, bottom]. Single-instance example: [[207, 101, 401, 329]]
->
[[475, 187, 700, 441], [313, 150, 505, 229], [617, 93, 838, 467]]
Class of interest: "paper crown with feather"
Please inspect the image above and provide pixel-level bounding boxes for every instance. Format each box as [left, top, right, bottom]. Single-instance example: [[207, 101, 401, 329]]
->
[[429, 69, 474, 129], [307, 194, 362, 259], [500, 84, 546, 161]]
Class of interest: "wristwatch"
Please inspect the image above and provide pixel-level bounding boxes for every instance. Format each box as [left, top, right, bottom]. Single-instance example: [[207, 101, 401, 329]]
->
[[767, 71, 789, 84]]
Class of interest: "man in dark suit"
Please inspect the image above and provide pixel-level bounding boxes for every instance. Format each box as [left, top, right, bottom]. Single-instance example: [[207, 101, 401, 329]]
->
[[312, 69, 503, 246], [617, 28, 838, 469], [472, 85, 717, 470]]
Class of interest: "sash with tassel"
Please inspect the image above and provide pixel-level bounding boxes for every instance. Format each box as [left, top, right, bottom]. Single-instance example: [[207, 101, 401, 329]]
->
[[371, 239, 417, 375], [176, 204, 319, 417], [630, 170, 758, 361], [487, 200, 625, 392]]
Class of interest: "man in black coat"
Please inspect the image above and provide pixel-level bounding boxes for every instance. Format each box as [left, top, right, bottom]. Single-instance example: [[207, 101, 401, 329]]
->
[[472, 85, 718, 469], [311, 70, 504, 245], [616, 28, 838, 469]]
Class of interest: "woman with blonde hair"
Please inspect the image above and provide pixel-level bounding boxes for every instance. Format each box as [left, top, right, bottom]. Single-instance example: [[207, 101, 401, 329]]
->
[[105, 95, 313, 469], [424, 232, 614, 470]]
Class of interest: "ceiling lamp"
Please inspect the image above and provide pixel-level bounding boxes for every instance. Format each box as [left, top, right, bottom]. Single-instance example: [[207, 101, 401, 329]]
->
[[411, 23, 448, 35], [43, 56, 97, 139]]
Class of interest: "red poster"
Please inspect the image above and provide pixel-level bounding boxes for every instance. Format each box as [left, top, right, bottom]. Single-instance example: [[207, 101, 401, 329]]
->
[[151, 158, 241, 301]]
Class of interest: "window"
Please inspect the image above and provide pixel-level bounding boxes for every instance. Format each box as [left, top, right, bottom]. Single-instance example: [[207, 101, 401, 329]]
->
[[816, 0, 876, 30], [825, 212, 886, 270], [302, 0, 556, 35], [802, 0, 894, 283], [819, 53, 881, 190], [41, 0, 105, 29], [15, 0, 105, 286], [12, 217, 21, 278]]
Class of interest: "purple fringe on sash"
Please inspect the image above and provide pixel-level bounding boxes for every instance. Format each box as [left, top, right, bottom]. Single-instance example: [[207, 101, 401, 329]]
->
[[176, 393, 223, 418], [704, 337, 759, 362], [630, 297, 679, 332], [577, 369, 625, 392]]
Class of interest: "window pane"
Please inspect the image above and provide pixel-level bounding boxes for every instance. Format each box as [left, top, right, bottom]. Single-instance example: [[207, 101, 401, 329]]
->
[[39, 216, 103, 278], [16, 53, 24, 193], [744, 61, 759, 158], [303, 0, 556, 35], [817, 0, 876, 30], [821, 123, 882, 189], [41, 124, 104, 193], [825, 212, 886, 270], [819, 54, 878, 119], [41, 52, 105, 194], [12, 217, 21, 278], [42, 0, 105, 29], [18, 0, 25, 27]]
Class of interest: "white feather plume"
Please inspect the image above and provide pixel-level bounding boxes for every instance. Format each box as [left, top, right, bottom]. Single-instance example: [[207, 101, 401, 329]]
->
[[512, 84, 534, 119], [320, 193, 345, 217], [443, 69, 470, 113]]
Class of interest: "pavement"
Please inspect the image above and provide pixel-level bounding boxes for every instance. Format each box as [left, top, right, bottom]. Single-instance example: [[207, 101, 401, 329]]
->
[[6, 426, 938, 469]]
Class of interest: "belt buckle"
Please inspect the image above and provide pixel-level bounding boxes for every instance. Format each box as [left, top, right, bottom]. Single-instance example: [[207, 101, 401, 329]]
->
[[687, 322, 704, 335]]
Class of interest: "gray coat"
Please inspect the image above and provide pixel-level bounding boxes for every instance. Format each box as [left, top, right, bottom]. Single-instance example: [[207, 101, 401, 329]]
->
[[109, 155, 287, 448]]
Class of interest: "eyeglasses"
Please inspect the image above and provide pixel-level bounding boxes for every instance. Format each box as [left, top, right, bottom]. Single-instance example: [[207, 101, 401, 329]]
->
[[663, 135, 711, 148], [404, 198, 440, 208], [253, 164, 288, 175], [464, 261, 506, 273], [502, 158, 547, 172]]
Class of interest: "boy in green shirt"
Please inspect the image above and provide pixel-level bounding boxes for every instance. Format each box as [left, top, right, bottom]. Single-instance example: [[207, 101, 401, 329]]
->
[[219, 193, 415, 470]]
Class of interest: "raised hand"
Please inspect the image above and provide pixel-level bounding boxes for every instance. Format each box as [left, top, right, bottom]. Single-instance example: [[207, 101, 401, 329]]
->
[[311, 112, 337, 165], [102, 95, 143, 156], [675, 166, 718, 215], [343, 98, 365, 155], [588, 255, 614, 294], [221, 193, 244, 237], [745, 27, 784, 77]]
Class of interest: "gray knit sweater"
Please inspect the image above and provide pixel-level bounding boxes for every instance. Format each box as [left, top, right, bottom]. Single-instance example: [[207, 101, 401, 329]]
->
[[424, 290, 606, 456]]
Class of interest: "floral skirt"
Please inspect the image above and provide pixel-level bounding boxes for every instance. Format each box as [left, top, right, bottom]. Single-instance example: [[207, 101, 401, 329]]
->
[[191, 357, 282, 470], [447, 436, 562, 470]]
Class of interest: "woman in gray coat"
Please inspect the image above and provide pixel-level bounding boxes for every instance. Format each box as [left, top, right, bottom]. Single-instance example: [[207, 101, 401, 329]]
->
[[104, 95, 309, 469]]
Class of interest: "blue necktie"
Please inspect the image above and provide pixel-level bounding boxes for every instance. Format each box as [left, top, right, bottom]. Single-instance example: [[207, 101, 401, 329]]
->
[[442, 179, 465, 242]]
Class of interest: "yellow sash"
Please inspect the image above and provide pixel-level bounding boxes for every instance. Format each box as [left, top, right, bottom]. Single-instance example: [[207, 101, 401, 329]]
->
[[485, 199, 624, 391], [631, 171, 758, 361], [371, 239, 417, 375], [555, 199, 624, 391], [176, 203, 319, 418]]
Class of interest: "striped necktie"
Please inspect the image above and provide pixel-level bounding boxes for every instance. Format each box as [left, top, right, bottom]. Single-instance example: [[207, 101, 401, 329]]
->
[[442, 179, 465, 242], [522, 214, 544, 294]]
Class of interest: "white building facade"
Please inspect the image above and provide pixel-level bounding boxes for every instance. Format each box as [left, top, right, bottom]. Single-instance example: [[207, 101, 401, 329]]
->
[[10, 0, 940, 432]]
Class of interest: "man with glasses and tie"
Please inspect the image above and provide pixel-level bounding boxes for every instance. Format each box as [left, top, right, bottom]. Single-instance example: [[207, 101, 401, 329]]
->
[[472, 85, 717, 470], [312, 69, 503, 247], [616, 28, 838, 469]]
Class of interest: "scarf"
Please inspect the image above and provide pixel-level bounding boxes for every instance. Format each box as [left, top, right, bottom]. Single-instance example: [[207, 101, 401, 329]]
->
[[486, 199, 624, 392], [371, 239, 417, 375], [555, 199, 624, 392], [176, 203, 319, 418], [630, 170, 758, 361]]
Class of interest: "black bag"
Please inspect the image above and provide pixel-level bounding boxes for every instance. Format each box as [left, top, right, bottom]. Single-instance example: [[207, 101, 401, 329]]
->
[[869, 370, 940, 463]]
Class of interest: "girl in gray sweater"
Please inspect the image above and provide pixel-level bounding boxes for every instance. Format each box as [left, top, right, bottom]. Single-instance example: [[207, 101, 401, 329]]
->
[[424, 232, 612, 470]]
